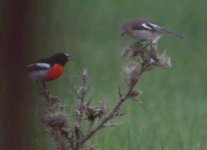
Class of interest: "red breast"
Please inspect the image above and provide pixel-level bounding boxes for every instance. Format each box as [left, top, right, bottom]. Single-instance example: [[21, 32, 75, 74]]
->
[[44, 64, 64, 81]]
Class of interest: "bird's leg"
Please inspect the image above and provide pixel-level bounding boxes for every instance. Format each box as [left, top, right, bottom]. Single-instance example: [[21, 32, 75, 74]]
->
[[36, 81, 51, 105], [149, 41, 158, 62], [36, 81, 43, 90], [36, 81, 48, 93], [41, 81, 49, 97]]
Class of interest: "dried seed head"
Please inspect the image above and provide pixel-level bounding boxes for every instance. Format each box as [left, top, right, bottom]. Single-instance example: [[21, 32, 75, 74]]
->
[[85, 101, 107, 122], [47, 95, 59, 106], [97, 101, 107, 119], [42, 112, 68, 129], [128, 90, 140, 98], [124, 63, 140, 87], [124, 63, 138, 75], [78, 69, 89, 95], [149, 58, 155, 64], [85, 106, 97, 122], [122, 46, 135, 59], [82, 69, 88, 83], [156, 52, 172, 68], [122, 42, 148, 59]]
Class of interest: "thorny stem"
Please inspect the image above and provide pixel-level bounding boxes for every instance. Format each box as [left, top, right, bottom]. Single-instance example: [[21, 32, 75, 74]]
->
[[78, 95, 84, 124], [75, 94, 85, 149], [38, 81, 68, 150], [78, 69, 144, 147], [87, 120, 95, 133], [78, 91, 132, 147], [53, 129, 67, 150], [37, 81, 53, 111], [74, 70, 89, 150], [73, 43, 162, 149]]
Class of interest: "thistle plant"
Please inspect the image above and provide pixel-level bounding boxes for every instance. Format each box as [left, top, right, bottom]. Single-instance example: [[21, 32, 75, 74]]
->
[[37, 41, 171, 150]]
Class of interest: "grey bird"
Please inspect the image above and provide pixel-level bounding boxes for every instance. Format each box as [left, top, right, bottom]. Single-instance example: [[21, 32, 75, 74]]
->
[[121, 17, 183, 44]]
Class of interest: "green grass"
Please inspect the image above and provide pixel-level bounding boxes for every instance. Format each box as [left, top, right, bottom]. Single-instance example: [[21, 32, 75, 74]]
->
[[3, 0, 207, 149]]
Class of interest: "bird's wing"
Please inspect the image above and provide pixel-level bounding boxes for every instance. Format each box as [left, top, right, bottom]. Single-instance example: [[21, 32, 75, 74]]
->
[[26, 63, 50, 72], [121, 19, 163, 34], [131, 22, 163, 32]]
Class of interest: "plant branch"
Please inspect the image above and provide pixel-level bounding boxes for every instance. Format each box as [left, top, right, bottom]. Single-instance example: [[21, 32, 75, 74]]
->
[[38, 81, 70, 150], [78, 68, 141, 147], [36, 41, 171, 150]]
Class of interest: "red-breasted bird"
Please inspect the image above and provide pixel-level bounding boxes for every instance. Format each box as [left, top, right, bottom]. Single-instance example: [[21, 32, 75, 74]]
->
[[26, 53, 70, 82], [121, 17, 183, 44]]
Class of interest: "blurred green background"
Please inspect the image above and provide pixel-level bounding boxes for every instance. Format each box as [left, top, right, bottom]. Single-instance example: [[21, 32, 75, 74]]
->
[[1, 0, 207, 149]]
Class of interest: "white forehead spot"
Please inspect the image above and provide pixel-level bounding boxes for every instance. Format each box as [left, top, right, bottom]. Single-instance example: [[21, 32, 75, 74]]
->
[[141, 23, 152, 30]]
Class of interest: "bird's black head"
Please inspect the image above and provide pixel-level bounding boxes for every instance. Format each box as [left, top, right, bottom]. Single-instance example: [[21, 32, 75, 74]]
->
[[50, 53, 71, 66]]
